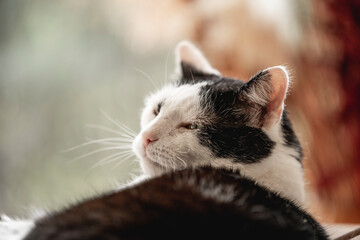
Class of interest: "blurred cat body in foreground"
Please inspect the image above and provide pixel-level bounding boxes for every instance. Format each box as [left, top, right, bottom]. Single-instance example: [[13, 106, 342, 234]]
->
[[0, 41, 328, 240]]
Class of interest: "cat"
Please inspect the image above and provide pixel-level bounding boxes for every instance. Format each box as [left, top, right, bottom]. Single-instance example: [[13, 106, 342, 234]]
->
[[0, 41, 328, 239], [132, 41, 305, 205]]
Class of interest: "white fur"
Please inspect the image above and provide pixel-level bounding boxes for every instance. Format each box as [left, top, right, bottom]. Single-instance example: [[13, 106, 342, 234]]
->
[[197, 179, 236, 203], [133, 82, 214, 176], [0, 215, 35, 240], [251, 123, 305, 203]]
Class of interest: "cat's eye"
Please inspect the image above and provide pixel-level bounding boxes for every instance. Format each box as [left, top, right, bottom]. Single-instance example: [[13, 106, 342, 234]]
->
[[153, 102, 163, 116], [182, 123, 198, 130]]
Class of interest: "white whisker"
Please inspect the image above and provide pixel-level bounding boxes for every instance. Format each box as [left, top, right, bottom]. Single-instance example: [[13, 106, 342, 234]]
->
[[176, 156, 187, 168], [101, 112, 137, 138], [135, 68, 159, 90], [170, 157, 176, 170], [84, 152, 135, 176], [85, 137, 134, 143], [94, 141, 132, 146], [175, 149, 190, 154], [63, 137, 133, 152], [113, 154, 136, 168], [85, 124, 129, 137], [115, 121, 137, 137], [85, 153, 134, 175], [87, 152, 125, 171], [68, 146, 125, 163], [92, 151, 134, 169]]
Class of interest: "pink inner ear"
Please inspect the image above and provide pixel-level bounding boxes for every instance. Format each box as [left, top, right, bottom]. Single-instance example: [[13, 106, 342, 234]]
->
[[266, 67, 288, 121]]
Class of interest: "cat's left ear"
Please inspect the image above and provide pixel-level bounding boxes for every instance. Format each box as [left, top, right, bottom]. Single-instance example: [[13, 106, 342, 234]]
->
[[243, 66, 290, 127], [175, 41, 220, 83]]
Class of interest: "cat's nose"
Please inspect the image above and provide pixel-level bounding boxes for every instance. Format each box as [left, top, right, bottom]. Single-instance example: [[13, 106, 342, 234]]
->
[[142, 131, 158, 148]]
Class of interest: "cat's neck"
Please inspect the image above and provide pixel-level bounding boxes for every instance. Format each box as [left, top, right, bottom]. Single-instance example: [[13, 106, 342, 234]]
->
[[209, 122, 305, 205]]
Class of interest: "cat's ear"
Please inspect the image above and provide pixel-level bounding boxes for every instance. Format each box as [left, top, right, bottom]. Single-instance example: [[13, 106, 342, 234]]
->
[[175, 41, 220, 83], [243, 66, 289, 127]]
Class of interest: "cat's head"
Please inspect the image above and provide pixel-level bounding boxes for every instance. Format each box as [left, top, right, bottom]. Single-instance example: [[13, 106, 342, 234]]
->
[[133, 41, 304, 203]]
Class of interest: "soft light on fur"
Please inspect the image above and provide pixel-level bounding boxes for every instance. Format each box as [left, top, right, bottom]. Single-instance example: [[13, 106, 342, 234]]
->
[[133, 41, 305, 204]]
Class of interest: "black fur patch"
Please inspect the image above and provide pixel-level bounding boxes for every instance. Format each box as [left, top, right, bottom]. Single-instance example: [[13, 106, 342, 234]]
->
[[178, 61, 220, 85], [179, 62, 303, 164], [281, 111, 303, 162], [245, 70, 271, 90], [199, 125, 275, 163], [197, 78, 275, 164]]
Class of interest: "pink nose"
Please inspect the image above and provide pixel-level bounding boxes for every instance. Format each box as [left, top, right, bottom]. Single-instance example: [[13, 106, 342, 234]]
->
[[142, 131, 158, 148]]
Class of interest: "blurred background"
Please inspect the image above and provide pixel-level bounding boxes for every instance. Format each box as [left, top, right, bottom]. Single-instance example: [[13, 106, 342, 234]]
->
[[0, 0, 359, 223]]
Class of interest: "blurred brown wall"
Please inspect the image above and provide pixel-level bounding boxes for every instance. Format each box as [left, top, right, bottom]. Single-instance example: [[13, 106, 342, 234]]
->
[[298, 0, 360, 223]]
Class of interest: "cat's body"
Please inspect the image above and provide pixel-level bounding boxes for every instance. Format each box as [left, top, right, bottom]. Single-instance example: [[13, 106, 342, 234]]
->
[[23, 167, 327, 240], [0, 41, 328, 239]]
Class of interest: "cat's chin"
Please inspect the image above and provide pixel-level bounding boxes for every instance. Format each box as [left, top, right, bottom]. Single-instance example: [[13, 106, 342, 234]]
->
[[140, 155, 168, 176]]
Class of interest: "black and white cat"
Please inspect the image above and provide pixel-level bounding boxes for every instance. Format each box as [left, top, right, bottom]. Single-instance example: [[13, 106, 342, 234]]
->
[[0, 41, 328, 240], [133, 41, 305, 204]]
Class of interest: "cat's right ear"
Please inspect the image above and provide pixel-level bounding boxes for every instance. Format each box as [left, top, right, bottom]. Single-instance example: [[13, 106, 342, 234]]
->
[[174, 41, 220, 84], [242, 66, 290, 128]]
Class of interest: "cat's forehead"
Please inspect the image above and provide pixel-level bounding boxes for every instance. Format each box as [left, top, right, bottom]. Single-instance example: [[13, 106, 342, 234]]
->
[[147, 83, 201, 105], [179, 69, 247, 90], [149, 77, 246, 107], [201, 77, 247, 92]]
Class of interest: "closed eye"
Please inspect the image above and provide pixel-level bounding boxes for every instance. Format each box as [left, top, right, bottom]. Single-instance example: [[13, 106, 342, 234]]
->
[[153, 102, 163, 116], [180, 123, 199, 130]]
